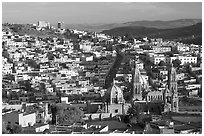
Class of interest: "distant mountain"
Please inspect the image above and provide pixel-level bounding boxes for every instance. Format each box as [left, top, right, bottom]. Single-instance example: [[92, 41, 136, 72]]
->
[[66, 23, 122, 33], [66, 19, 201, 32], [122, 19, 202, 29], [102, 22, 202, 45]]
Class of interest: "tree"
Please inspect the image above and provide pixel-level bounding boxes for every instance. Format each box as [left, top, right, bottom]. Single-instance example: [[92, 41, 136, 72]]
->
[[18, 80, 32, 92], [127, 102, 142, 117], [43, 129, 50, 134], [198, 87, 202, 98], [2, 49, 9, 59], [172, 59, 181, 68], [26, 60, 39, 69], [127, 102, 150, 127], [3, 74, 15, 81], [47, 52, 54, 60], [56, 106, 84, 125], [51, 104, 57, 125], [13, 122, 22, 134], [127, 102, 144, 124], [158, 60, 166, 66], [11, 24, 23, 33], [39, 83, 46, 94]]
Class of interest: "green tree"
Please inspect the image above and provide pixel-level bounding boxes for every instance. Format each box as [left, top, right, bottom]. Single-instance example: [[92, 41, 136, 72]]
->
[[198, 87, 202, 98], [18, 80, 32, 92], [39, 83, 46, 94], [158, 60, 166, 66], [26, 60, 39, 69], [127, 103, 144, 124], [56, 105, 84, 125], [47, 52, 54, 60], [13, 122, 22, 134], [172, 59, 181, 68], [2, 49, 9, 58], [3, 74, 15, 81]]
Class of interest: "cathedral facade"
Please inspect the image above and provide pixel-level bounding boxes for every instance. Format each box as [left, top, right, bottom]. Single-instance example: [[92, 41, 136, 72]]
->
[[132, 60, 179, 113], [104, 80, 130, 115]]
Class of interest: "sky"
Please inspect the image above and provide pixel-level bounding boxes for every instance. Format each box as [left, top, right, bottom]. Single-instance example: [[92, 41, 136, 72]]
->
[[2, 2, 202, 25]]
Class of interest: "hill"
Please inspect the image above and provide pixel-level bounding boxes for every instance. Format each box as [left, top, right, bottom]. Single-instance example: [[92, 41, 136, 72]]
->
[[2, 23, 64, 38], [66, 19, 201, 32], [123, 19, 202, 29], [102, 23, 202, 45]]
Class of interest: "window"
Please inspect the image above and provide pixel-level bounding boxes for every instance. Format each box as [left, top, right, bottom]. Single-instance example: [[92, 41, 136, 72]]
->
[[115, 109, 118, 113], [174, 102, 177, 107]]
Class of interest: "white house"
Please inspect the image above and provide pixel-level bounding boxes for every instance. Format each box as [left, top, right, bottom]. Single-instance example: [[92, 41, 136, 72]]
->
[[3, 111, 36, 127]]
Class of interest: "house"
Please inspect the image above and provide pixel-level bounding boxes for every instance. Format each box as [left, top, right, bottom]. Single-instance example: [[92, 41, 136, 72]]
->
[[2, 62, 13, 75], [149, 53, 166, 64], [23, 124, 50, 133], [149, 120, 174, 134], [3, 111, 36, 127], [152, 46, 171, 53], [19, 96, 29, 102], [177, 44, 190, 52], [61, 96, 69, 104], [146, 91, 163, 102], [167, 56, 197, 65]]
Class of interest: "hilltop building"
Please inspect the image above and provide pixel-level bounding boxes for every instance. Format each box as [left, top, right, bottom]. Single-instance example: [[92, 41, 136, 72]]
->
[[37, 21, 50, 29]]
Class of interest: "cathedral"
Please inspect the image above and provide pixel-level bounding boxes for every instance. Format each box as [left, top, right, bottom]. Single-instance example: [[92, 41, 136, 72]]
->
[[132, 61, 179, 113], [103, 61, 179, 115], [104, 79, 130, 114]]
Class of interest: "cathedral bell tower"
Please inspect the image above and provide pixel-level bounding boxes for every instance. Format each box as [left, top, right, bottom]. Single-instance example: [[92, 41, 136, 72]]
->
[[133, 62, 142, 101], [167, 66, 179, 112]]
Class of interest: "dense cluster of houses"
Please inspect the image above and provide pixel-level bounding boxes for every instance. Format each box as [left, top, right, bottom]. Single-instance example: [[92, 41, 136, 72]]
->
[[2, 23, 202, 134]]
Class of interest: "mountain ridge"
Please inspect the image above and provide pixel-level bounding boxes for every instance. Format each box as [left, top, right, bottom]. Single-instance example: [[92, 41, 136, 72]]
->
[[102, 22, 202, 45], [65, 19, 202, 32]]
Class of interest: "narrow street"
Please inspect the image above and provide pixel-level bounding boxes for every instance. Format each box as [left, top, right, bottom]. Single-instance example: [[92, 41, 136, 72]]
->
[[104, 51, 124, 89]]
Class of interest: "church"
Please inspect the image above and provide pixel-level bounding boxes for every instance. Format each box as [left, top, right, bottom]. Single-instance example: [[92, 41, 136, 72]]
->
[[104, 79, 130, 115], [132, 61, 179, 113], [103, 60, 179, 115]]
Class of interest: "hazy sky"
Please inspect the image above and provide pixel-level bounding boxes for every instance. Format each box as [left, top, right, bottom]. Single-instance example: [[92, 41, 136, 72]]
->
[[2, 2, 202, 25]]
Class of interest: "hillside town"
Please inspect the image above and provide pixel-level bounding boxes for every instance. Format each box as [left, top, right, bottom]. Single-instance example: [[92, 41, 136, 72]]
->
[[2, 21, 202, 134]]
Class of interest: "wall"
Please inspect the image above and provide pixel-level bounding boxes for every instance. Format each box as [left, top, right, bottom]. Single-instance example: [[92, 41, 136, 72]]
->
[[84, 113, 118, 120], [35, 124, 49, 133], [179, 106, 202, 112], [100, 126, 109, 132], [2, 104, 22, 111], [172, 116, 202, 123], [2, 111, 19, 126], [19, 112, 36, 127], [108, 104, 123, 114]]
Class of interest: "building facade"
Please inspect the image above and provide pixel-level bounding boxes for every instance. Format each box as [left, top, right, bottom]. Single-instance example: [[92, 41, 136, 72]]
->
[[164, 66, 179, 112]]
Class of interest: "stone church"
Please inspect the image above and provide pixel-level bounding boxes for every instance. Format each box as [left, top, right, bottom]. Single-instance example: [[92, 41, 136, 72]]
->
[[132, 61, 179, 113], [104, 79, 130, 115], [103, 61, 179, 115]]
